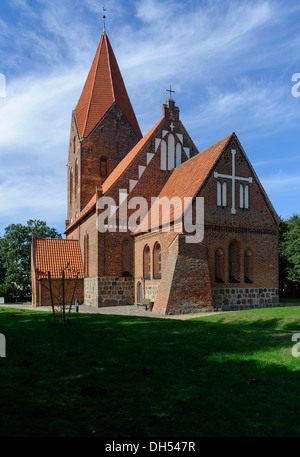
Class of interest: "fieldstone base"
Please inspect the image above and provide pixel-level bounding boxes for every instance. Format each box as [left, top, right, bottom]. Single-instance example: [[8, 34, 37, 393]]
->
[[84, 276, 134, 308], [212, 287, 279, 311]]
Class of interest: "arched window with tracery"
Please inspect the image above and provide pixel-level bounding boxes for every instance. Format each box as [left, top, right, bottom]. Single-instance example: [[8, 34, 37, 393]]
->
[[244, 249, 253, 283], [153, 242, 161, 279], [215, 248, 224, 283], [229, 240, 240, 283], [143, 245, 151, 279]]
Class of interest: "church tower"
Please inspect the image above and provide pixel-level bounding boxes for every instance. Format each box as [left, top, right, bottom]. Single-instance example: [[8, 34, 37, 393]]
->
[[67, 27, 142, 224]]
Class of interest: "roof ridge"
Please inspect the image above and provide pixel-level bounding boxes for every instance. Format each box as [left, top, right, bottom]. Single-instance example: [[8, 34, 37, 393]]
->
[[36, 238, 77, 241], [81, 35, 103, 139], [177, 132, 233, 169], [105, 34, 116, 103]]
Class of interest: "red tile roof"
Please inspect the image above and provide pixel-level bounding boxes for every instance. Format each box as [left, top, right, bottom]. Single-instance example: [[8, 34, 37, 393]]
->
[[33, 238, 84, 279], [74, 33, 142, 140], [135, 133, 234, 233]]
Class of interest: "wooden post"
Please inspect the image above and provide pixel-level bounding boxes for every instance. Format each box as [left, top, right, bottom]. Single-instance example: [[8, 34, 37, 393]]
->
[[62, 269, 65, 322], [47, 271, 55, 318], [68, 272, 79, 317]]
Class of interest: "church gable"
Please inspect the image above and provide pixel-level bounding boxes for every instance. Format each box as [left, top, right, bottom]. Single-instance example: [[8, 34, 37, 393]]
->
[[135, 133, 232, 234], [100, 99, 199, 223], [199, 133, 280, 229]]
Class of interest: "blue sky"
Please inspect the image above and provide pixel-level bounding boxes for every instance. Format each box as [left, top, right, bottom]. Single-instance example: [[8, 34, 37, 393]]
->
[[0, 0, 300, 236]]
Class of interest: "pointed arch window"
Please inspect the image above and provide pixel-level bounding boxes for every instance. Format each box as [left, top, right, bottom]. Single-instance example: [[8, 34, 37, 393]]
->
[[84, 234, 89, 276], [240, 184, 249, 209], [229, 240, 240, 283], [69, 170, 73, 202], [153, 242, 161, 279], [160, 134, 182, 171], [143, 245, 151, 279], [215, 248, 224, 283], [217, 181, 227, 207], [161, 140, 167, 170], [168, 134, 175, 170], [122, 239, 132, 276], [74, 159, 78, 196], [100, 157, 108, 178], [176, 143, 182, 167], [244, 249, 253, 283]]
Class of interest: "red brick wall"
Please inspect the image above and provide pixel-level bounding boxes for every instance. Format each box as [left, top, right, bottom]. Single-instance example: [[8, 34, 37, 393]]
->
[[32, 277, 83, 307], [66, 211, 98, 279], [135, 232, 213, 314], [134, 229, 177, 302], [182, 134, 279, 308]]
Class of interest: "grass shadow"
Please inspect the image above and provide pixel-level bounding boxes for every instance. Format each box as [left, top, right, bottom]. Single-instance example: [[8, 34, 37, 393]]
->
[[0, 306, 300, 437]]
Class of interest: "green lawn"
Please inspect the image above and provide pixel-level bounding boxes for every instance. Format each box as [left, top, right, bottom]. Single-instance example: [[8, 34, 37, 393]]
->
[[0, 306, 300, 437]]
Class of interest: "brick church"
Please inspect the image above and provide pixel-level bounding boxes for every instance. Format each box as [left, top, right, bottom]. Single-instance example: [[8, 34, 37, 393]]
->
[[31, 26, 280, 314]]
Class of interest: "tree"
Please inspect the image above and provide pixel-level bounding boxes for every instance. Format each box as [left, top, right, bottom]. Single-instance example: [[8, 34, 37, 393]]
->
[[279, 214, 300, 298], [0, 220, 61, 301], [0, 249, 6, 284]]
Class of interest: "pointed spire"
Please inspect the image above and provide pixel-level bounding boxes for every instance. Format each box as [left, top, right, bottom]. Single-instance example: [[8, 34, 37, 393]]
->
[[74, 32, 142, 140]]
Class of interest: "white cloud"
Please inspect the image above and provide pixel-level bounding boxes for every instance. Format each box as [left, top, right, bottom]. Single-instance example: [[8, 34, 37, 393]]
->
[[261, 173, 300, 193], [0, 0, 300, 231], [0, 69, 85, 148]]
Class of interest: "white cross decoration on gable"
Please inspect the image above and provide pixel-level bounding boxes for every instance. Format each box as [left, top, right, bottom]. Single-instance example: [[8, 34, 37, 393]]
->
[[214, 149, 253, 214]]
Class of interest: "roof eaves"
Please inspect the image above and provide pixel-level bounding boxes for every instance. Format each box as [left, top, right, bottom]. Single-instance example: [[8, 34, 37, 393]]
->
[[81, 35, 104, 139]]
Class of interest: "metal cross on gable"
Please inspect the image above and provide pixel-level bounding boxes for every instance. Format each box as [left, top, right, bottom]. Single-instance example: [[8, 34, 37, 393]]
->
[[214, 149, 253, 214], [166, 85, 175, 99]]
